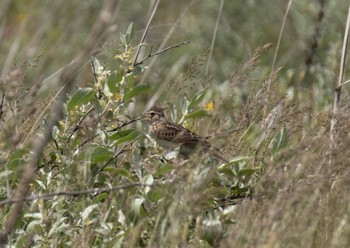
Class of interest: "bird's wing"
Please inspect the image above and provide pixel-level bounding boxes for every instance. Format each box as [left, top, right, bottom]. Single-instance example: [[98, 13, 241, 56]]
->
[[156, 121, 204, 144]]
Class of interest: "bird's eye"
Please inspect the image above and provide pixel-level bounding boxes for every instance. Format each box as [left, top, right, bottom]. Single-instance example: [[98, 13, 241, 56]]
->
[[150, 112, 155, 116]]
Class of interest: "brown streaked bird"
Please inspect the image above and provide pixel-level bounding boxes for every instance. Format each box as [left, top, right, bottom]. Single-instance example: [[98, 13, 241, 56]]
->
[[144, 105, 228, 163]]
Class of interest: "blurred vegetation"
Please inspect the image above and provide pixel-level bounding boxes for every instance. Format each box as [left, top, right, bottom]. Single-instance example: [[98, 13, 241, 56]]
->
[[1, 0, 350, 247]]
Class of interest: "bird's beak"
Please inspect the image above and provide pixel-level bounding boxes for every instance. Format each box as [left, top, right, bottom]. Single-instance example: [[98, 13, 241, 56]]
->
[[140, 113, 148, 120]]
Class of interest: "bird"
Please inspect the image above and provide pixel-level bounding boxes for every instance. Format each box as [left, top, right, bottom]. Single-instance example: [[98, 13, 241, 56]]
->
[[143, 105, 228, 163]]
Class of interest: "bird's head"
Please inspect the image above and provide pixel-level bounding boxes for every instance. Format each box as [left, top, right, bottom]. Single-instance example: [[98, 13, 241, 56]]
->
[[144, 105, 167, 123]]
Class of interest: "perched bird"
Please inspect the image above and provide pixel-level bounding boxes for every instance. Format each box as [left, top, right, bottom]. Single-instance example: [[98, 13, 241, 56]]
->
[[144, 105, 228, 163]]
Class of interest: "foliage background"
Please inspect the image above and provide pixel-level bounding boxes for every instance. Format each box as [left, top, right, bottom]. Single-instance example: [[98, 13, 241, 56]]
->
[[1, 0, 350, 247]]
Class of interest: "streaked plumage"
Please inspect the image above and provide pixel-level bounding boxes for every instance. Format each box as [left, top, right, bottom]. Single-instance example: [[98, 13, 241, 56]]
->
[[144, 106, 228, 163]]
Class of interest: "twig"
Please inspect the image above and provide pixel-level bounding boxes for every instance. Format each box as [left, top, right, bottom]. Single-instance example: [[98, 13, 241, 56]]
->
[[0, 91, 5, 121], [0, 183, 150, 206], [330, 2, 350, 150], [94, 137, 139, 176], [90, 60, 104, 99], [132, 0, 161, 66], [271, 0, 293, 74], [265, 0, 293, 117], [77, 118, 141, 149], [78, 134, 99, 149], [90, 59, 99, 83], [140, 0, 195, 84], [134, 40, 190, 66], [107, 117, 142, 132], [205, 127, 242, 139], [22, 84, 64, 145], [44, 119, 59, 150], [337, 79, 350, 88], [67, 107, 94, 142], [205, 0, 225, 78]]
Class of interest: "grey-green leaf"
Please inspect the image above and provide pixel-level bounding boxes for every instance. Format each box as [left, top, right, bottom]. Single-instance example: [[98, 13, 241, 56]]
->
[[188, 89, 207, 110], [123, 84, 151, 102], [271, 126, 288, 155], [67, 88, 94, 111], [91, 147, 113, 162], [113, 130, 139, 146], [125, 22, 135, 45], [220, 156, 252, 168], [183, 109, 209, 120], [106, 71, 121, 94], [109, 129, 136, 141]]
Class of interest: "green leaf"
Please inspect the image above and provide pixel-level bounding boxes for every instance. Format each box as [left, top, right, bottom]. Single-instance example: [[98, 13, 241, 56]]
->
[[26, 220, 42, 233], [147, 188, 163, 202], [183, 109, 209, 120], [106, 71, 121, 94], [113, 168, 132, 178], [144, 174, 153, 194], [35, 179, 46, 190], [91, 147, 113, 162], [153, 164, 174, 177], [102, 167, 132, 178], [181, 98, 189, 115], [188, 89, 207, 110], [132, 65, 143, 75], [271, 127, 288, 155], [123, 84, 151, 102], [92, 192, 109, 204], [109, 129, 135, 141], [113, 130, 139, 146], [220, 156, 252, 168], [231, 185, 250, 196], [131, 197, 145, 217], [81, 204, 99, 220], [237, 168, 257, 177], [8, 158, 26, 169], [237, 168, 257, 183], [0, 170, 13, 179], [91, 58, 104, 74], [120, 34, 127, 46], [9, 149, 28, 161], [216, 166, 235, 177], [8, 148, 28, 169], [67, 88, 94, 111], [125, 22, 135, 45]]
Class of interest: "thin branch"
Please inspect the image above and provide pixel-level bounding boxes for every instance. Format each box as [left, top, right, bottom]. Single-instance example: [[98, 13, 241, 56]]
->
[[90, 59, 99, 83], [0, 183, 150, 206], [337, 79, 350, 88], [265, 0, 293, 117], [94, 136, 139, 176], [76, 117, 142, 149], [96, 147, 128, 174], [140, 0, 195, 84], [44, 118, 59, 150], [205, 0, 225, 78], [205, 127, 242, 139], [134, 40, 190, 66], [132, 0, 161, 66], [67, 107, 94, 142], [78, 134, 99, 149], [107, 117, 142, 132], [330, 2, 350, 149], [0, 91, 5, 121], [22, 84, 64, 145], [271, 0, 293, 74]]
